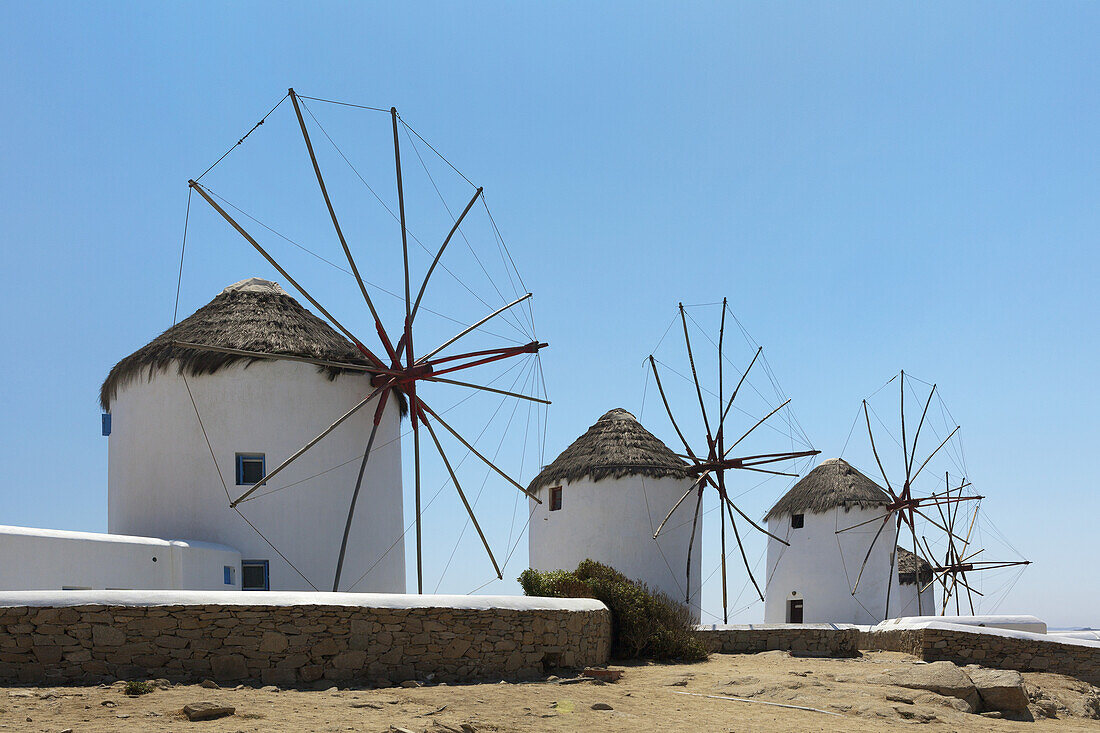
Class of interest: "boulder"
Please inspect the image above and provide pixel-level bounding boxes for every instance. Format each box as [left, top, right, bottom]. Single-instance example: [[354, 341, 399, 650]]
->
[[867, 661, 981, 711], [182, 701, 235, 721], [967, 668, 1029, 714]]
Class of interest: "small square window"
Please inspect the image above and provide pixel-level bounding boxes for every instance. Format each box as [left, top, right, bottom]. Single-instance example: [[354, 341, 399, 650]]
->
[[241, 560, 269, 591], [549, 486, 563, 511], [791, 513, 805, 529], [236, 453, 266, 486]]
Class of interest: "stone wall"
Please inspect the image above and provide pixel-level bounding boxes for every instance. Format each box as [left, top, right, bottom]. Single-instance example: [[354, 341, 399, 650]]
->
[[865, 627, 1100, 686], [696, 625, 860, 657], [0, 603, 611, 686]]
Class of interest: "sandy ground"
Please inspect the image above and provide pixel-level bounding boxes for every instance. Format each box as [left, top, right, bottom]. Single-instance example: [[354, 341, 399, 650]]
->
[[2, 651, 1098, 732]]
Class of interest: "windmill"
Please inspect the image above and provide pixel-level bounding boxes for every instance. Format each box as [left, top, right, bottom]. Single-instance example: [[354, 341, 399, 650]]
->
[[919, 471, 1031, 615], [647, 300, 819, 622], [178, 88, 549, 593], [839, 371, 988, 618]]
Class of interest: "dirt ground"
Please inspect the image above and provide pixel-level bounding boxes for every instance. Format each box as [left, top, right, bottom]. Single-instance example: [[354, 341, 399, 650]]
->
[[2, 651, 1098, 732]]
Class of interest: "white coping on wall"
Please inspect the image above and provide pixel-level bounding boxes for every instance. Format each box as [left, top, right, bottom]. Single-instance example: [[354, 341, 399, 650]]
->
[[0, 524, 237, 552], [696, 623, 865, 632], [873, 618, 1100, 650], [0, 590, 608, 613]]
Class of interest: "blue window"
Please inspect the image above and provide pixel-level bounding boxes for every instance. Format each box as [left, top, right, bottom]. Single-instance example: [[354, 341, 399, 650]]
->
[[223, 566, 236, 586], [241, 560, 269, 591], [236, 453, 266, 486], [101, 413, 112, 436]]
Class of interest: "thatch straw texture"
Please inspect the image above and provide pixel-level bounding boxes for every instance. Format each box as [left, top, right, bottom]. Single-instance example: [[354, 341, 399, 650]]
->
[[896, 545, 934, 585], [527, 408, 689, 492], [100, 278, 404, 413], [764, 457, 890, 521]]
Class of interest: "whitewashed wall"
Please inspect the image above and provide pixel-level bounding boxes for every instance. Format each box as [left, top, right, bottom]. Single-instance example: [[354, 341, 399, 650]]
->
[[890, 569, 937, 618], [528, 474, 702, 621], [0, 525, 240, 591], [764, 506, 901, 624], [107, 360, 404, 593]]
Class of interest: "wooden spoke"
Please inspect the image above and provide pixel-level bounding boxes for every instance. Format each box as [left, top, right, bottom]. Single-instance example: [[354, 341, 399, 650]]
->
[[884, 542, 897, 620], [418, 401, 541, 502], [332, 391, 389, 591], [724, 498, 764, 602], [723, 494, 790, 546], [648, 356, 702, 463], [416, 293, 532, 365], [679, 304, 713, 446], [851, 517, 891, 595], [653, 472, 710, 539], [410, 187, 484, 324], [910, 425, 960, 483], [835, 511, 894, 535], [724, 399, 791, 455], [907, 383, 937, 478], [231, 379, 392, 506], [863, 400, 895, 497], [289, 89, 395, 361], [419, 410, 502, 579], [391, 107, 412, 368], [721, 347, 762, 426], [421, 375, 550, 404], [188, 180, 386, 370], [901, 371, 909, 485], [685, 486, 704, 606], [413, 416, 423, 594]]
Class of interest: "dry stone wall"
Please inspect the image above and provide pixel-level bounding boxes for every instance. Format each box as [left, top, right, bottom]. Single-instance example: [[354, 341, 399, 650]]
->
[[865, 627, 1100, 686], [696, 625, 860, 656], [0, 603, 611, 686]]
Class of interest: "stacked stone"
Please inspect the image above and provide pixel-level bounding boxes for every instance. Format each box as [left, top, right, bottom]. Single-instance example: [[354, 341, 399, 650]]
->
[[865, 627, 1100, 686], [0, 604, 612, 685], [696, 627, 860, 656]]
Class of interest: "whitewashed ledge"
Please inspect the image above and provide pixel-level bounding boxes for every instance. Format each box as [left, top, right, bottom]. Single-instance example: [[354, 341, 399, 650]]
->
[[0, 589, 608, 613]]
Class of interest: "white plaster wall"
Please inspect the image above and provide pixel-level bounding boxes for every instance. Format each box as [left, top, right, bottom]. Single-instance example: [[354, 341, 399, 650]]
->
[[764, 507, 901, 624], [107, 360, 404, 593], [0, 525, 241, 591], [528, 475, 702, 621], [891, 575, 937, 618]]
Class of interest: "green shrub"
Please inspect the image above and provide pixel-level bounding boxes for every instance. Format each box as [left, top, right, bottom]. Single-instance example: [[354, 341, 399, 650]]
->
[[124, 680, 155, 696], [518, 559, 707, 661]]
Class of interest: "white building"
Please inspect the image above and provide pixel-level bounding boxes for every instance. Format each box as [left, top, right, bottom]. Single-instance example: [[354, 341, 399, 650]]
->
[[892, 546, 936, 617], [764, 458, 938, 624], [527, 408, 702, 620], [97, 278, 405, 594], [0, 525, 241, 591]]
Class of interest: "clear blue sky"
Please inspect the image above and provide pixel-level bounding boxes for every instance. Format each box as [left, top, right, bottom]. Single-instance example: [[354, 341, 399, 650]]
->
[[1, 3, 1096, 626]]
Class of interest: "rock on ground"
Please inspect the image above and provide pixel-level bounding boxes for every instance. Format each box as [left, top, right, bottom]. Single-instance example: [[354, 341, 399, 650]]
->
[[182, 701, 235, 721], [967, 668, 1029, 714], [866, 661, 981, 711]]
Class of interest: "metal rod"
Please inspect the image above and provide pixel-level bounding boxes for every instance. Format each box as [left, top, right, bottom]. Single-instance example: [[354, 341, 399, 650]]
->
[[230, 380, 391, 506], [410, 187, 483, 323], [420, 410, 502, 579], [416, 293, 533, 365], [332, 393, 388, 591], [289, 89, 394, 360], [418, 400, 541, 502], [188, 180, 386, 370]]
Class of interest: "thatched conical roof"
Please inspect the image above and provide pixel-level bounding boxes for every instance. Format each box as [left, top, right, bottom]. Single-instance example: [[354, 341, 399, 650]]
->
[[527, 408, 690, 492], [100, 278, 402, 412], [896, 545, 934, 585], [764, 457, 890, 521]]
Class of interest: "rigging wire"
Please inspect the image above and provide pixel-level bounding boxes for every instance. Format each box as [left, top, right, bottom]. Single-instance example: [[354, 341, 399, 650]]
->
[[195, 93, 288, 182]]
